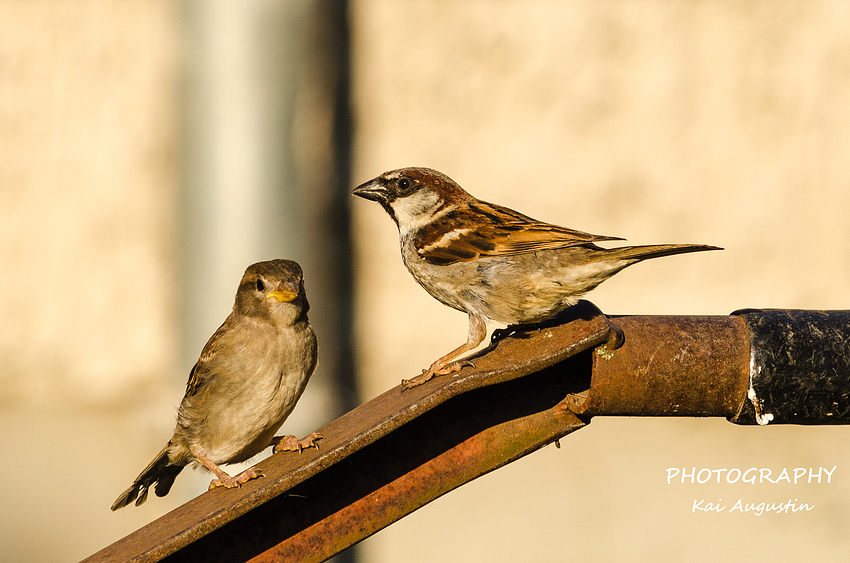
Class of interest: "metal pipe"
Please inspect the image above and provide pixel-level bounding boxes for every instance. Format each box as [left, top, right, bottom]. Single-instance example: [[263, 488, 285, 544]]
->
[[567, 315, 750, 419]]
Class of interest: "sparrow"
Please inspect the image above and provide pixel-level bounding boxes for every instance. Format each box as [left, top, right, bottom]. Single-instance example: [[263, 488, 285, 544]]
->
[[111, 259, 321, 510], [353, 167, 721, 390]]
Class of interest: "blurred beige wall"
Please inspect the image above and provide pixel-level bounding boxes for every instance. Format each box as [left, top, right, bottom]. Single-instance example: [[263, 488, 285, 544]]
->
[[2, 1, 850, 562], [1, 1, 347, 562], [0, 1, 179, 407], [350, 1, 850, 562], [0, 2, 186, 561]]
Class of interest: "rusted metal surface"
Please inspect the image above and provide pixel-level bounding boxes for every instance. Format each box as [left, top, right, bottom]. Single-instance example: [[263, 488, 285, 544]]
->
[[83, 301, 608, 563], [165, 358, 590, 562], [567, 315, 750, 419]]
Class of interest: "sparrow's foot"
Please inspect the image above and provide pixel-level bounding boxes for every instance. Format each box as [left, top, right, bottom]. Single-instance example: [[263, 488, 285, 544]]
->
[[208, 466, 264, 490], [401, 359, 475, 391], [400, 370, 435, 391], [436, 359, 475, 375], [491, 326, 516, 342], [604, 317, 626, 350], [271, 432, 324, 454]]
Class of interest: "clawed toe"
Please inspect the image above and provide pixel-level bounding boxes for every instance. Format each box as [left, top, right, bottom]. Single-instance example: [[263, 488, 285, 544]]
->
[[272, 432, 324, 454], [208, 467, 264, 490], [401, 359, 475, 391], [440, 359, 475, 374], [400, 369, 434, 391]]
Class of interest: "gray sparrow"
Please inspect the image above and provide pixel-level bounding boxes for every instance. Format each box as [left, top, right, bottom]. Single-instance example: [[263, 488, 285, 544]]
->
[[112, 259, 321, 510], [353, 167, 721, 389]]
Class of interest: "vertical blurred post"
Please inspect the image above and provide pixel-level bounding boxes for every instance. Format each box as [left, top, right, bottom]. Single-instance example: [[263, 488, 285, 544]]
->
[[179, 0, 357, 495]]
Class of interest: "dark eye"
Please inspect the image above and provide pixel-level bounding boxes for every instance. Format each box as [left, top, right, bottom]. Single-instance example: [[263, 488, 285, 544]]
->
[[256, 278, 265, 292], [398, 178, 411, 191]]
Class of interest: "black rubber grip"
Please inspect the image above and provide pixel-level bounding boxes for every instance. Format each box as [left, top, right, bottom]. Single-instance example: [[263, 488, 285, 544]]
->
[[731, 309, 850, 425]]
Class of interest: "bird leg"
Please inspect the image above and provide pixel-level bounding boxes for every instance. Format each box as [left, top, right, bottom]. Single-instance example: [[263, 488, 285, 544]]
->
[[193, 448, 264, 490], [401, 312, 487, 391], [271, 432, 324, 453]]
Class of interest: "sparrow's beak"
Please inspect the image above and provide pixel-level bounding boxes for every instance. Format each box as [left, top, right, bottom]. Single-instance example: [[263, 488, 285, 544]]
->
[[266, 282, 299, 302], [352, 178, 387, 202]]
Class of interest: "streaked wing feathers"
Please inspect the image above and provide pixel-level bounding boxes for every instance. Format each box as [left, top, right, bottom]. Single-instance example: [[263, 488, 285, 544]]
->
[[184, 320, 229, 397], [414, 201, 624, 265]]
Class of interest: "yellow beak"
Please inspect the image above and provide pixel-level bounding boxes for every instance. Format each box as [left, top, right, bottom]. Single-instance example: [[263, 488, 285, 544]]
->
[[266, 289, 297, 303]]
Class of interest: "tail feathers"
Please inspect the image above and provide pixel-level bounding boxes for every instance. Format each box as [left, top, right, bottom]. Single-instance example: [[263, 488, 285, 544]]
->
[[608, 243, 722, 263], [111, 443, 184, 511]]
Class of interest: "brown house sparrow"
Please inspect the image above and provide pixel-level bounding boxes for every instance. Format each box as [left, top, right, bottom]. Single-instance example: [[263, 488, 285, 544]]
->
[[353, 167, 721, 390], [112, 259, 321, 510]]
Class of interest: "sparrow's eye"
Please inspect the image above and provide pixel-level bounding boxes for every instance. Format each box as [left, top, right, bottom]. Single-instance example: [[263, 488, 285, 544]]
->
[[398, 178, 411, 191], [255, 278, 265, 292]]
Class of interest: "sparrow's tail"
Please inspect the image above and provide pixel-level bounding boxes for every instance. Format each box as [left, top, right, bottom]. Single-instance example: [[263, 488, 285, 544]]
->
[[607, 243, 722, 263], [111, 442, 184, 510]]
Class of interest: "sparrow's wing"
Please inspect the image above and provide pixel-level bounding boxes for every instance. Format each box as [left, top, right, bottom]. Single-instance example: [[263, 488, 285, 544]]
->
[[415, 201, 624, 265], [184, 318, 232, 397]]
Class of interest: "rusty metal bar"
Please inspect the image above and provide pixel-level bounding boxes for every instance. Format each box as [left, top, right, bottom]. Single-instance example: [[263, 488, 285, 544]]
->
[[163, 359, 589, 562], [83, 305, 850, 563]]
